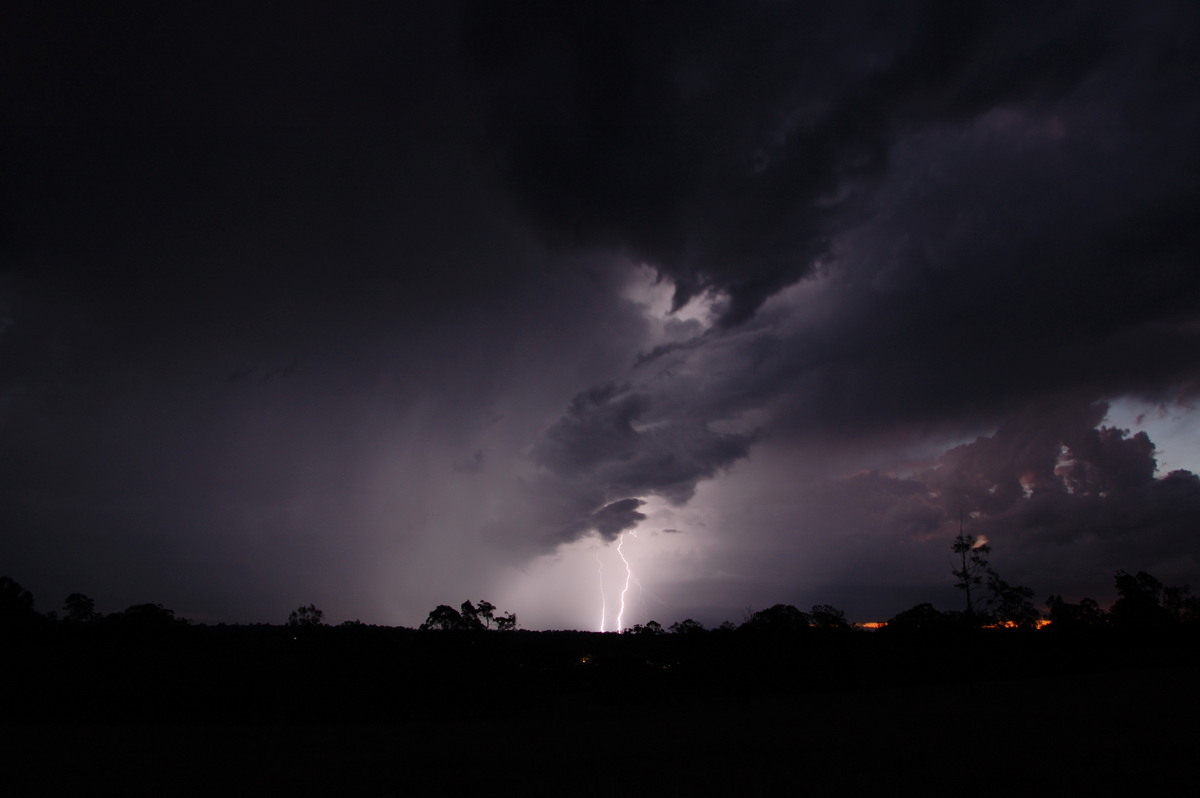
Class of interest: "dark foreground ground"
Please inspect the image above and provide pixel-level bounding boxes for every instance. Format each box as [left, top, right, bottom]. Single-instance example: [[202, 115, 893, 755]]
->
[[3, 627, 1197, 795]]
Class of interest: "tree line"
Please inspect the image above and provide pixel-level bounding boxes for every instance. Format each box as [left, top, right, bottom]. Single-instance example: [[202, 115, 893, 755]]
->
[[2, 530, 1197, 634]]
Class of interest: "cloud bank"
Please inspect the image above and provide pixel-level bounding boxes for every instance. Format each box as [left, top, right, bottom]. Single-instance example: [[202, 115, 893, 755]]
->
[[3, 2, 1199, 627]]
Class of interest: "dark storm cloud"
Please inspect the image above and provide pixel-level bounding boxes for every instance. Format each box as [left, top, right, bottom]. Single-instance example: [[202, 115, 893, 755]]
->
[[462, 0, 1128, 325], [460, 0, 1200, 453], [536, 382, 752, 501], [621, 20, 1200, 444], [528, 381, 752, 543], [927, 401, 1200, 577], [4, 2, 1200, 627], [830, 399, 1200, 594], [1, 3, 510, 327], [588, 498, 647, 541]]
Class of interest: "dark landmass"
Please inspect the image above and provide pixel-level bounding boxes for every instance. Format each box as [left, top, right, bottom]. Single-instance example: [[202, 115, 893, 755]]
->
[[4, 619, 1197, 795]]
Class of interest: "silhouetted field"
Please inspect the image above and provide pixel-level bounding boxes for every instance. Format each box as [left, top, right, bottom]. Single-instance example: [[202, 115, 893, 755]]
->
[[3, 625, 1197, 794]]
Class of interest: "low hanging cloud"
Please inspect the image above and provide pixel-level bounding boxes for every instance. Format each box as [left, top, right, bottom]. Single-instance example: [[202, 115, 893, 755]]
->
[[527, 381, 753, 544], [588, 498, 647, 541]]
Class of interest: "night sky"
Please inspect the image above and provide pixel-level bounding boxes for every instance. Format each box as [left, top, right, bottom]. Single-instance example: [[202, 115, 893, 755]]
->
[[4, 1, 1199, 629]]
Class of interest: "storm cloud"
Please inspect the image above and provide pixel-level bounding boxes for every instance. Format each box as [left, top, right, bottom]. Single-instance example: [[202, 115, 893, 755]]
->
[[3, 2, 1199, 627], [462, 1, 1141, 325]]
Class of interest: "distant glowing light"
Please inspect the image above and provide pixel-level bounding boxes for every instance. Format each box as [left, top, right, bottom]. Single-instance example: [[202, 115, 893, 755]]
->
[[985, 619, 1052, 629]]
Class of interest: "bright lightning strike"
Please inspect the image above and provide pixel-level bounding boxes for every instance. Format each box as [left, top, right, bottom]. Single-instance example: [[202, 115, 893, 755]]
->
[[596, 530, 639, 632], [616, 531, 634, 632]]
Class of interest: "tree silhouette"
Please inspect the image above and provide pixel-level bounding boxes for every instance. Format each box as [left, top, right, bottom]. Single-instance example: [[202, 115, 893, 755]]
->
[[422, 601, 516, 631], [668, 618, 706, 635], [951, 530, 991, 617], [0, 576, 37, 626], [458, 600, 487, 630], [885, 602, 956, 633], [420, 604, 464, 630], [809, 604, 852, 630], [741, 604, 810, 634], [62, 593, 100, 623], [1045, 595, 1107, 631], [1110, 571, 1178, 629], [625, 620, 665, 635], [474, 600, 497, 629], [985, 573, 1040, 628], [287, 604, 325, 627], [110, 603, 184, 636], [1162, 584, 1200, 625]]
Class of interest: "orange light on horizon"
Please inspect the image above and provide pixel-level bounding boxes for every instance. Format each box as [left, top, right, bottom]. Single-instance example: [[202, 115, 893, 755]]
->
[[855, 619, 1052, 631], [985, 619, 1052, 629]]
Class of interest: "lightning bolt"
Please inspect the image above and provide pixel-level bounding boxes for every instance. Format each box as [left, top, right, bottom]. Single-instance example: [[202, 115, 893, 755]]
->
[[593, 530, 639, 632], [615, 530, 636, 632], [595, 530, 644, 632]]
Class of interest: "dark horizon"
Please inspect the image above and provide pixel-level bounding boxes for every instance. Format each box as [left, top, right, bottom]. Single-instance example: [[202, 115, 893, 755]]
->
[[4, 2, 1200, 630], [8, 576, 1196, 795]]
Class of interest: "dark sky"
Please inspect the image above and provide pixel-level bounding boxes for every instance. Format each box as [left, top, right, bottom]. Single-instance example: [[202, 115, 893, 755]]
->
[[4, 1, 1199, 629]]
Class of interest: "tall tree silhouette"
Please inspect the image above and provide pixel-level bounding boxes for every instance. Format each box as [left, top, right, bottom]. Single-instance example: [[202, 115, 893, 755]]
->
[[951, 522, 991, 617]]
